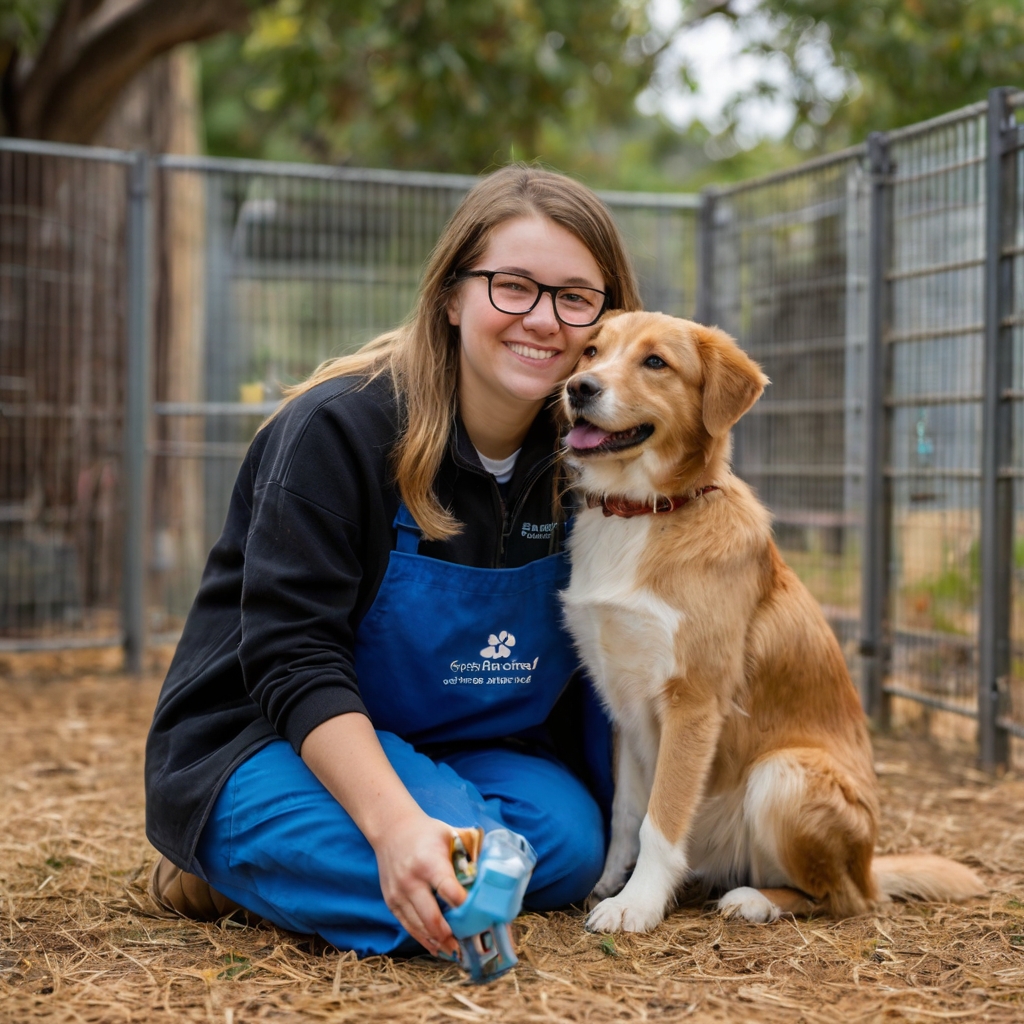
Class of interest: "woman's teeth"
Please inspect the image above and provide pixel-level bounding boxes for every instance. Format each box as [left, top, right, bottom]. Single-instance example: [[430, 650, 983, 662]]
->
[[507, 342, 557, 361]]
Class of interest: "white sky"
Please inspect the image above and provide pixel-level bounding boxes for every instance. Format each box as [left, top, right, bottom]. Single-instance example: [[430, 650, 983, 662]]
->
[[638, 0, 853, 148]]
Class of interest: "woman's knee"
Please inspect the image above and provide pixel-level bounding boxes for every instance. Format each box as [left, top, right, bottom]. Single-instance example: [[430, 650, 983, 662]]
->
[[520, 786, 605, 909], [446, 747, 607, 908], [525, 813, 605, 909]]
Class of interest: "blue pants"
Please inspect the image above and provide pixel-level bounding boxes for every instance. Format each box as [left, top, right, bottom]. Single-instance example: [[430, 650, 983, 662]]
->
[[193, 734, 605, 957]]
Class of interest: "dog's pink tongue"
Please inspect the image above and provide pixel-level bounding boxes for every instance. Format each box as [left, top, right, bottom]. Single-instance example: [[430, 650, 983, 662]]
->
[[566, 423, 611, 450]]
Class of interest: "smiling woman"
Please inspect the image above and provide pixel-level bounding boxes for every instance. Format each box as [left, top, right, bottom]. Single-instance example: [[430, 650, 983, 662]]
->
[[448, 215, 608, 460], [144, 165, 643, 963]]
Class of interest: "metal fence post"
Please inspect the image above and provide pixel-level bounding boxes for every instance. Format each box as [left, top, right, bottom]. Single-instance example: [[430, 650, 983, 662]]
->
[[696, 188, 716, 325], [978, 88, 1014, 771], [861, 132, 892, 724], [123, 152, 152, 673]]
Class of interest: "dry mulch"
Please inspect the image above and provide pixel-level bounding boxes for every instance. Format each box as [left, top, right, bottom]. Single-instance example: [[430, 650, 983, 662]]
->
[[1, 649, 1022, 1023]]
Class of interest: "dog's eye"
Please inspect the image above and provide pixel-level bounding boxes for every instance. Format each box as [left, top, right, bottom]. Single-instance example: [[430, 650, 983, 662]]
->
[[644, 354, 667, 369], [582, 346, 598, 358]]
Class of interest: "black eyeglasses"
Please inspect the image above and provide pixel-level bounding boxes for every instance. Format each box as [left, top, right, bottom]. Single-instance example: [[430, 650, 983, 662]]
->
[[457, 270, 608, 328]]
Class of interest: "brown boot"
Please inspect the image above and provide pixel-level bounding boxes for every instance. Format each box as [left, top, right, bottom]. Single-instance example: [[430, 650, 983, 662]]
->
[[148, 855, 257, 923]]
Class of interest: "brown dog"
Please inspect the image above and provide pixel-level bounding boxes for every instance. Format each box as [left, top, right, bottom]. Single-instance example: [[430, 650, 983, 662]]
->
[[560, 311, 984, 933]]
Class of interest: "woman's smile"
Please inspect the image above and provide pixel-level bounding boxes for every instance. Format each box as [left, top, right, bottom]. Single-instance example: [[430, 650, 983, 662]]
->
[[448, 214, 606, 457], [506, 340, 560, 361]]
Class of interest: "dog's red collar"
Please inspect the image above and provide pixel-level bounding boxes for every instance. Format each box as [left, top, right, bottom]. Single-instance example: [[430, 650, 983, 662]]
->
[[586, 485, 720, 518]]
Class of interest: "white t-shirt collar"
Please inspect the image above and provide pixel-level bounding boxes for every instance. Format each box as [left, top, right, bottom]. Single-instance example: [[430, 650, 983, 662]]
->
[[474, 447, 520, 485]]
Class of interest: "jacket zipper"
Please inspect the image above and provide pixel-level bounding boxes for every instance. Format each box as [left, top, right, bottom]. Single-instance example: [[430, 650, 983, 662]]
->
[[494, 451, 561, 568], [490, 476, 506, 566]]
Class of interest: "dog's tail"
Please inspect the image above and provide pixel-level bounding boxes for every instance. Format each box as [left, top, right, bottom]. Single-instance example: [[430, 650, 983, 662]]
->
[[871, 854, 985, 903]]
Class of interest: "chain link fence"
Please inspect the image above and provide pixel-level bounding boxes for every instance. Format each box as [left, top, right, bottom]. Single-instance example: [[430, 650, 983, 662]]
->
[[873, 106, 989, 736], [697, 89, 1024, 767], [0, 145, 699, 654], [1, 90, 1021, 766], [147, 160, 479, 635], [996, 91, 1024, 762], [705, 149, 869, 678], [145, 158, 700, 634], [0, 141, 137, 649]]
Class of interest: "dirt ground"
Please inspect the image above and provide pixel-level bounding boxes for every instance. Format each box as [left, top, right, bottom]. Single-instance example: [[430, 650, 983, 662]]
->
[[1, 649, 1022, 1023]]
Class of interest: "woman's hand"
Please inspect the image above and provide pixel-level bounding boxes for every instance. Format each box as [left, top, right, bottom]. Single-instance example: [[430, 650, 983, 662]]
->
[[371, 810, 467, 955], [300, 713, 469, 955]]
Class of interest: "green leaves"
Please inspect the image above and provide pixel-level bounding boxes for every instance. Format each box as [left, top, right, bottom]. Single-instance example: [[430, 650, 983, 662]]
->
[[0, 0, 59, 56], [218, 953, 252, 980], [199, 0, 660, 173]]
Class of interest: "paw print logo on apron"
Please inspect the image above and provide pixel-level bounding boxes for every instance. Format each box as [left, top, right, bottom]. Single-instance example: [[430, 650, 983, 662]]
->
[[481, 631, 515, 659]]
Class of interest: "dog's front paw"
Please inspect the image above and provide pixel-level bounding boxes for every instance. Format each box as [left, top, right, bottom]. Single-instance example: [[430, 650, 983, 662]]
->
[[590, 865, 633, 902], [585, 894, 666, 933], [717, 886, 781, 923], [584, 872, 629, 912]]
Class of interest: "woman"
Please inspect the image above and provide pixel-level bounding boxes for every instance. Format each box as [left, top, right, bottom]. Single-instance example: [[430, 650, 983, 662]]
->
[[145, 165, 643, 959]]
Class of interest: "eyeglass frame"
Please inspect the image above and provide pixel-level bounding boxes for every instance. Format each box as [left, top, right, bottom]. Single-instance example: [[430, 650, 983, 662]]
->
[[455, 269, 608, 328]]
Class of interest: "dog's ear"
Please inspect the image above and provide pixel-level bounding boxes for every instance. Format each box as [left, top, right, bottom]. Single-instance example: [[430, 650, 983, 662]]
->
[[695, 324, 768, 437]]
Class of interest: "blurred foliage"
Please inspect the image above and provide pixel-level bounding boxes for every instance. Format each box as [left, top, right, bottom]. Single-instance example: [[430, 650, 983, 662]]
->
[[682, 0, 1024, 158], [199, 0, 675, 182], [6, 0, 1023, 187], [0, 0, 54, 52], [0, 0, 54, 76], [201, 0, 1024, 187]]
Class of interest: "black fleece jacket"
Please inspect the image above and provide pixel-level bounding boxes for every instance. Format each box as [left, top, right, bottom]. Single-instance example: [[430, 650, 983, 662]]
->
[[145, 373, 585, 867]]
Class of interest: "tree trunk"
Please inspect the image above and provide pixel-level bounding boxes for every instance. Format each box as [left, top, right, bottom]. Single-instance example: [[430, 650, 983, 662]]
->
[[97, 45, 207, 630]]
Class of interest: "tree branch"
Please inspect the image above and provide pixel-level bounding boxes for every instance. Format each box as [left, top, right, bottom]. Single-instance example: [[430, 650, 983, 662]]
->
[[13, 0, 99, 136], [13, 0, 81, 136], [29, 0, 264, 143], [1, 42, 18, 136]]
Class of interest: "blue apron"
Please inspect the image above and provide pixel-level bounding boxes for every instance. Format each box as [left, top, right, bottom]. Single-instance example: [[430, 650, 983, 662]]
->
[[353, 503, 582, 745], [195, 503, 613, 955]]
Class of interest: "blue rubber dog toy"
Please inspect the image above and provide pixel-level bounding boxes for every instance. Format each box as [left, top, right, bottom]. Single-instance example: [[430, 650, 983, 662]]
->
[[441, 827, 537, 983]]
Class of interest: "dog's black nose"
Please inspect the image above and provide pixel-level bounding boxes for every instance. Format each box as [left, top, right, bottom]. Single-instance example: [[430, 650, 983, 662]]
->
[[567, 375, 603, 409]]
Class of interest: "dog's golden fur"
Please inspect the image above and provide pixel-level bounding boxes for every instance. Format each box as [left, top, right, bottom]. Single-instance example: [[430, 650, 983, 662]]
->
[[560, 311, 984, 933]]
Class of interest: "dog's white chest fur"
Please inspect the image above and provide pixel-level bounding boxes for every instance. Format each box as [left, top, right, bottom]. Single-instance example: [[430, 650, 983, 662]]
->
[[561, 510, 683, 720]]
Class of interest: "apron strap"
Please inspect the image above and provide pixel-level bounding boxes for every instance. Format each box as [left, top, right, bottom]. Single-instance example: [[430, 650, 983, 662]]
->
[[393, 503, 422, 555]]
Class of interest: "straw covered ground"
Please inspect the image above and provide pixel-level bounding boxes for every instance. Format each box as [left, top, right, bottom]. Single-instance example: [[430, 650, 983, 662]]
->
[[1, 649, 1023, 1023]]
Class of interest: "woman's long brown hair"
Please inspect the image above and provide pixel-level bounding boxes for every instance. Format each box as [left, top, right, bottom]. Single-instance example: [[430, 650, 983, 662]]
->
[[270, 164, 643, 540]]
